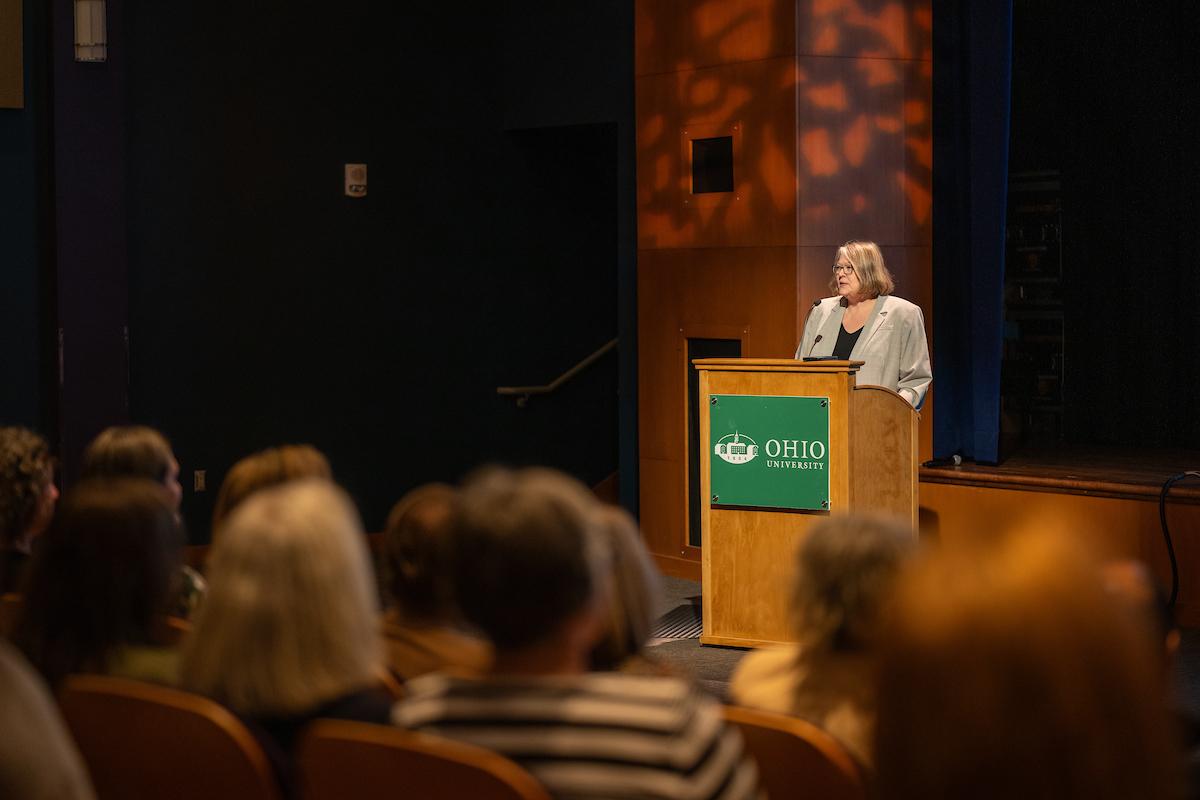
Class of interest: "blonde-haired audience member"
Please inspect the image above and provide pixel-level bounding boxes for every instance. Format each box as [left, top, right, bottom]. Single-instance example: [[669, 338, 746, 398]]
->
[[14, 479, 184, 690], [0, 639, 95, 800], [730, 514, 914, 768], [380, 483, 491, 680], [875, 532, 1181, 800], [588, 503, 667, 673], [393, 467, 759, 800], [0, 426, 58, 595], [210, 444, 332, 537], [179, 480, 390, 790]]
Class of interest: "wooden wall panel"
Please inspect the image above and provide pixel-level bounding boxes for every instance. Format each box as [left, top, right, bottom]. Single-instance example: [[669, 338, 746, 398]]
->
[[638, 245, 799, 461], [640, 456, 693, 576], [637, 57, 799, 250], [636, 0, 796, 77], [796, 57, 932, 247], [920, 482, 1200, 626], [796, 0, 932, 61], [638, 246, 799, 563], [0, 0, 21, 108]]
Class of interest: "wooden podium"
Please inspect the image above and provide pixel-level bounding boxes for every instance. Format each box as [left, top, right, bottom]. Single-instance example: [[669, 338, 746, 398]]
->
[[693, 359, 918, 648]]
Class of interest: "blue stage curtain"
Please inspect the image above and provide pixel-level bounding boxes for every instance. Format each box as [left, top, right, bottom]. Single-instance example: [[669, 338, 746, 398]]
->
[[931, 0, 1013, 465]]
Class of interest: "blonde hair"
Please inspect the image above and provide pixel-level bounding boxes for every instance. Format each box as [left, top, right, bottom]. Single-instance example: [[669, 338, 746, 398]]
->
[[589, 505, 662, 670], [180, 479, 381, 716], [211, 444, 332, 537], [792, 513, 913, 654], [828, 240, 895, 299], [875, 532, 1179, 799]]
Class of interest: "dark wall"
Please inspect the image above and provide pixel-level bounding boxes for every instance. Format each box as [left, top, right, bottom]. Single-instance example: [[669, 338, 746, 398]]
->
[[54, 0, 131, 481], [123, 4, 634, 538], [1010, 0, 1200, 448], [0, 0, 51, 432]]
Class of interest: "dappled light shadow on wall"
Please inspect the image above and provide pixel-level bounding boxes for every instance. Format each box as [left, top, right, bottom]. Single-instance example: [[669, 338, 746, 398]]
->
[[636, 0, 932, 251]]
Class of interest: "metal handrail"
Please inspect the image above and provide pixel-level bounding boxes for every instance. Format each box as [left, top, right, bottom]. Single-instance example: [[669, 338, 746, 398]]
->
[[497, 337, 618, 407]]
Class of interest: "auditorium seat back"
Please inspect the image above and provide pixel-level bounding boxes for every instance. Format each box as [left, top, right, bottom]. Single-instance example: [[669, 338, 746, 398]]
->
[[159, 614, 191, 645], [724, 705, 866, 800], [297, 719, 550, 800], [59, 674, 282, 800], [375, 666, 406, 700], [0, 592, 20, 636]]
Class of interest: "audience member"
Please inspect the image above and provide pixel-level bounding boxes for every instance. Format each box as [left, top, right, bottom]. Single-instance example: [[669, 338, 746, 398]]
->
[[379, 483, 491, 680], [0, 639, 95, 800], [875, 532, 1181, 800], [588, 503, 668, 674], [1101, 558, 1180, 666], [81, 425, 182, 508], [179, 479, 391, 793], [13, 479, 184, 690], [1100, 558, 1200, 799], [392, 467, 759, 800], [0, 426, 58, 595], [81, 425, 204, 617], [210, 444, 331, 537], [729, 514, 912, 769]]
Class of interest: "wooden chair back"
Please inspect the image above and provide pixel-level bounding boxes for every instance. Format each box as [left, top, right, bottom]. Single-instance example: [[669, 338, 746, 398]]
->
[[0, 592, 21, 636], [59, 674, 282, 800], [724, 705, 866, 800], [158, 614, 191, 645], [297, 719, 550, 800], [375, 666, 405, 701]]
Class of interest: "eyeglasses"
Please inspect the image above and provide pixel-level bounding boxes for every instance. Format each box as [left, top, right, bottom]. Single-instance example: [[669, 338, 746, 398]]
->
[[832, 263, 856, 275]]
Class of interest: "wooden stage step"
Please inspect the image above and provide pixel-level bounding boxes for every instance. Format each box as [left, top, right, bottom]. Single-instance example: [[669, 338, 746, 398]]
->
[[920, 445, 1200, 504]]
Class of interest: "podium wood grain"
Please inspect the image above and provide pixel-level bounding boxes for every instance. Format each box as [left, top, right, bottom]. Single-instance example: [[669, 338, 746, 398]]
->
[[696, 359, 917, 647]]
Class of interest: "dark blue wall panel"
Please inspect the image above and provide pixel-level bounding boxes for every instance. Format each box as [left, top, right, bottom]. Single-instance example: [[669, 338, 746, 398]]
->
[[122, 4, 634, 539]]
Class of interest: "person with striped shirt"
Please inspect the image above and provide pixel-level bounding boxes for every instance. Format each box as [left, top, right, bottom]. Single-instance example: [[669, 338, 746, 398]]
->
[[391, 467, 759, 800]]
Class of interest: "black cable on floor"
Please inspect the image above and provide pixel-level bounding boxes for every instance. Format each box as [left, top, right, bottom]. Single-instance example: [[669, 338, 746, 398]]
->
[[1160, 471, 1200, 609]]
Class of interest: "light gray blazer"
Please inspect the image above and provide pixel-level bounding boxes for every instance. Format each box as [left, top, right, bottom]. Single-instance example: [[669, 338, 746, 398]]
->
[[794, 295, 932, 409]]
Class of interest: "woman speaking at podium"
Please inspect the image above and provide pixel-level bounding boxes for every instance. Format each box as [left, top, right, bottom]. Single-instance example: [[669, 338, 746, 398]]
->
[[795, 240, 932, 409]]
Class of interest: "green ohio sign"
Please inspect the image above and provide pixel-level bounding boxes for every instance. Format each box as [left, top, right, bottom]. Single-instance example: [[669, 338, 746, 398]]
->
[[709, 394, 830, 511]]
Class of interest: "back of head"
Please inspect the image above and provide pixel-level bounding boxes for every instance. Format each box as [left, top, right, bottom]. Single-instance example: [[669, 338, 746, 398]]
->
[[0, 426, 54, 548], [875, 532, 1179, 800], [14, 478, 182, 689], [452, 467, 606, 651], [81, 426, 174, 483], [211, 444, 332, 536], [181, 479, 380, 716], [793, 513, 914, 655], [1101, 558, 1178, 668], [382, 483, 458, 622], [589, 504, 662, 670]]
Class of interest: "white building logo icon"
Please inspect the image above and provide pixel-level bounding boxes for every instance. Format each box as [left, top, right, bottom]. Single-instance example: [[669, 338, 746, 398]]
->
[[714, 432, 759, 465]]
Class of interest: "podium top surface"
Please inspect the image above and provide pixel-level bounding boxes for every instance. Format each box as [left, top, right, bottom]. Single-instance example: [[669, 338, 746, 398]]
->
[[691, 358, 864, 373]]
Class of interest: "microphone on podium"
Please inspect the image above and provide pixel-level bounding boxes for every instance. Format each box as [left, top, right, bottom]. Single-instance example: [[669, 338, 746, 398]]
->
[[801, 298, 821, 328], [800, 299, 824, 358]]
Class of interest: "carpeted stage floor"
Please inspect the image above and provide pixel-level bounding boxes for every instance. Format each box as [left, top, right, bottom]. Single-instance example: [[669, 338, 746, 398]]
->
[[651, 575, 1200, 716], [646, 577, 744, 699]]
